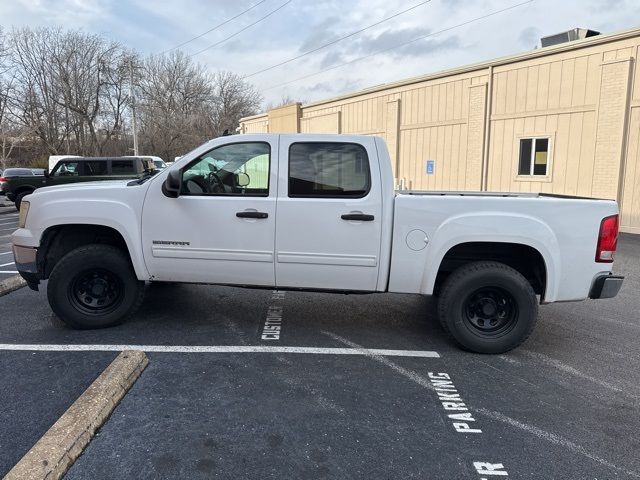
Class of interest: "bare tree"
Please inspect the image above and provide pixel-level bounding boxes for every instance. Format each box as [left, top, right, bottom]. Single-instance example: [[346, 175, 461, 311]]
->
[[49, 29, 132, 155], [138, 51, 215, 160], [209, 71, 262, 136], [9, 27, 70, 156], [264, 94, 300, 111], [0, 26, 263, 165], [0, 27, 27, 170]]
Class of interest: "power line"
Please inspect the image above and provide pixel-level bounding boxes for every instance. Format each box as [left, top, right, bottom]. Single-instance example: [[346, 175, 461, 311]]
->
[[243, 0, 433, 79], [189, 0, 293, 57], [160, 0, 270, 54], [262, 0, 534, 92]]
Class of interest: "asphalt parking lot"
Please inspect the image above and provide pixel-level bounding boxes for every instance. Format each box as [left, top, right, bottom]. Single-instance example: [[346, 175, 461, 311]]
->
[[0, 208, 19, 281], [0, 234, 638, 479]]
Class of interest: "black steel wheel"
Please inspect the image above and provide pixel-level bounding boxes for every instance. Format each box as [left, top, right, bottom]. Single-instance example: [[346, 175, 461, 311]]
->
[[68, 268, 125, 316], [437, 261, 538, 354], [462, 287, 518, 338], [48, 244, 145, 329]]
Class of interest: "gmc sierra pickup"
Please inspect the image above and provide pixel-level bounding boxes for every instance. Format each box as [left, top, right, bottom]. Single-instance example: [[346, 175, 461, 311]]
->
[[11, 134, 623, 353]]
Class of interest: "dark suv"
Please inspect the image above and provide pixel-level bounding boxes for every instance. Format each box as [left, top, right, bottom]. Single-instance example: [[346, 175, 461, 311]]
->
[[5, 157, 155, 209]]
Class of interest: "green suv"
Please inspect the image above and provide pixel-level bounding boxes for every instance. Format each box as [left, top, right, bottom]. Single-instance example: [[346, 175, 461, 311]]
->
[[5, 156, 156, 209]]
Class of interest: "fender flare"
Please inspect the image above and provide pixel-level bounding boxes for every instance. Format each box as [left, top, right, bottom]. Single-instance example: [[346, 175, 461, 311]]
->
[[421, 212, 560, 301], [36, 199, 149, 280]]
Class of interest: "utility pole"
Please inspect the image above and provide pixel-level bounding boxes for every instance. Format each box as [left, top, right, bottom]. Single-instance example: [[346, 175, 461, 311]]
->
[[129, 60, 139, 156]]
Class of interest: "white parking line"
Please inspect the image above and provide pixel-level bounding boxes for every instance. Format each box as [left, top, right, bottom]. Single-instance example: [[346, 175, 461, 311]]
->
[[0, 251, 12, 256], [0, 228, 16, 233], [0, 343, 441, 357], [0, 270, 18, 273], [0, 262, 15, 267]]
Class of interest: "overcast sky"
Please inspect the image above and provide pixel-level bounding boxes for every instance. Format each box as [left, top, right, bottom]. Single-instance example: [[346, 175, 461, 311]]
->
[[1, 0, 639, 108]]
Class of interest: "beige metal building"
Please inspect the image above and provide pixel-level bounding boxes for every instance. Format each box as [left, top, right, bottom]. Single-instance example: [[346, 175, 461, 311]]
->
[[239, 27, 640, 233]]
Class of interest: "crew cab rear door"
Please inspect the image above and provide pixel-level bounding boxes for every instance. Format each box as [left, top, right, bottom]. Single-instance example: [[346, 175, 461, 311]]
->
[[275, 136, 383, 291]]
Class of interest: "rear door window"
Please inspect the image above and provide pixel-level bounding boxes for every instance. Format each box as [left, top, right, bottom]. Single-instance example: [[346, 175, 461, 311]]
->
[[288, 142, 370, 198]]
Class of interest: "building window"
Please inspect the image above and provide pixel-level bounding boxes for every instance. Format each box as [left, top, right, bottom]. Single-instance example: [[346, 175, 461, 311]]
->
[[518, 137, 550, 176]]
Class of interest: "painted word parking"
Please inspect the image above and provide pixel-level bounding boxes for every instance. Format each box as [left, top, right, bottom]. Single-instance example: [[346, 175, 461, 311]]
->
[[429, 372, 482, 434]]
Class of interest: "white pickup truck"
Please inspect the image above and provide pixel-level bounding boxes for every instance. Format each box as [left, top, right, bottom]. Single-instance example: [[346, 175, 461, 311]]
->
[[12, 134, 623, 353]]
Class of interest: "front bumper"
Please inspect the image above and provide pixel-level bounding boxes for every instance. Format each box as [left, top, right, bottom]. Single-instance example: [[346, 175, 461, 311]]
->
[[589, 274, 624, 299], [12, 244, 40, 291]]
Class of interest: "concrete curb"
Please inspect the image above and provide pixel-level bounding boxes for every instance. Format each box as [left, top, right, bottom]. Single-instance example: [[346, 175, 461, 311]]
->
[[4, 350, 149, 480], [0, 275, 27, 298]]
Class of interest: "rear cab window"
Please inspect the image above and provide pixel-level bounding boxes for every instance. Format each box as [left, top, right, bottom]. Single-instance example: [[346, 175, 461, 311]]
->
[[288, 142, 370, 198]]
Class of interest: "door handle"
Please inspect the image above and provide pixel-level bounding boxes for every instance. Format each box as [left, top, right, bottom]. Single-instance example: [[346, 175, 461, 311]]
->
[[341, 213, 374, 221], [236, 211, 268, 219]]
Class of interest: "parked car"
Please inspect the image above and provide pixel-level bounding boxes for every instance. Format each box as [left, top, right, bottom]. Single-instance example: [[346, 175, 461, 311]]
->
[[0, 167, 44, 196], [4, 156, 156, 209], [11, 134, 623, 353]]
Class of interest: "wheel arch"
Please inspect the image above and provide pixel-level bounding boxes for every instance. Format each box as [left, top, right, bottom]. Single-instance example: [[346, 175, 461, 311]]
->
[[37, 223, 147, 280], [433, 242, 548, 300], [421, 213, 560, 302]]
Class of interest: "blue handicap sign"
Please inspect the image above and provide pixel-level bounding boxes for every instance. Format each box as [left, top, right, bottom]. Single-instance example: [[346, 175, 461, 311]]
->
[[426, 160, 435, 175]]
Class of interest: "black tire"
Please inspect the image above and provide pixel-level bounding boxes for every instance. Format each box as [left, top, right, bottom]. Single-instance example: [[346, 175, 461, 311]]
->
[[437, 261, 538, 354], [14, 190, 31, 210], [47, 244, 145, 329]]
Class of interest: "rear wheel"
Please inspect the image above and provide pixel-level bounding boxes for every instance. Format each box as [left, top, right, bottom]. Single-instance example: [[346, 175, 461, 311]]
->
[[14, 190, 32, 210], [47, 244, 145, 329], [437, 261, 538, 354]]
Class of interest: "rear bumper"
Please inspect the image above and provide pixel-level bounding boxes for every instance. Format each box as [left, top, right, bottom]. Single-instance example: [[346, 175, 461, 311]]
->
[[589, 274, 624, 299], [12, 244, 40, 291]]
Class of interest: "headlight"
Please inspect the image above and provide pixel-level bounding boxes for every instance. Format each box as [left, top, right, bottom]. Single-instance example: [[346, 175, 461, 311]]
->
[[18, 200, 30, 228]]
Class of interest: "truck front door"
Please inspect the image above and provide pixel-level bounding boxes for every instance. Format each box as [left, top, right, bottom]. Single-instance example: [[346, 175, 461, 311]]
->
[[275, 137, 383, 291], [141, 138, 277, 286]]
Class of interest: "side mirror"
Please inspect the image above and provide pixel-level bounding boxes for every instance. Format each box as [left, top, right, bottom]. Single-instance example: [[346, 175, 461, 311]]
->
[[162, 169, 182, 198], [236, 172, 250, 187], [44, 169, 50, 178]]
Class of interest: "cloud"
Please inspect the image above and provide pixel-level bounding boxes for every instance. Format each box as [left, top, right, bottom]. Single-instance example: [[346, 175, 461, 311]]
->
[[298, 16, 343, 52]]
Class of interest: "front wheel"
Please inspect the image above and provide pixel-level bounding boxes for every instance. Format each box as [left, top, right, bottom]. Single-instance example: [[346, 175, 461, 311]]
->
[[47, 244, 145, 329], [437, 261, 538, 354]]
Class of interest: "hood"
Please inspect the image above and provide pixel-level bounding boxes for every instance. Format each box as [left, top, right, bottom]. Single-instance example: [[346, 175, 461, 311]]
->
[[35, 179, 133, 195]]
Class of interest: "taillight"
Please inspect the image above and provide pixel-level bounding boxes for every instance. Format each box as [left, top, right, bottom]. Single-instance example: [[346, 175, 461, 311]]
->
[[0, 177, 6, 182], [596, 214, 619, 263]]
